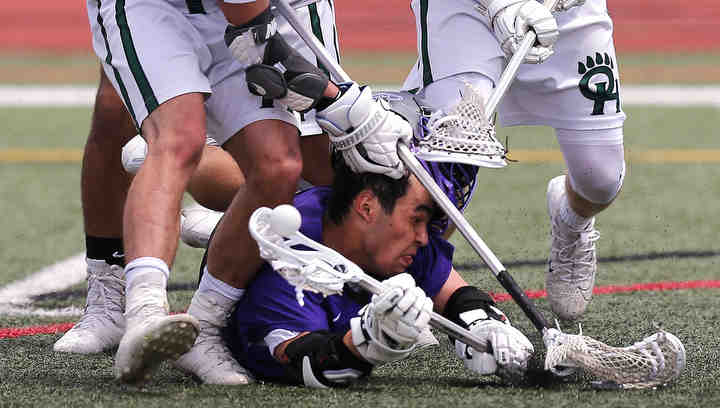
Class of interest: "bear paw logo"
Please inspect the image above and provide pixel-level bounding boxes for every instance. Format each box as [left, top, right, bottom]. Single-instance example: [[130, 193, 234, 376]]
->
[[578, 52, 621, 115]]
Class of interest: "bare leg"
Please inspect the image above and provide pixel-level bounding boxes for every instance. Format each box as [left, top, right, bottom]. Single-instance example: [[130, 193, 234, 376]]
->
[[53, 69, 136, 354], [124, 93, 207, 265], [114, 92, 207, 384], [300, 133, 333, 186], [188, 146, 245, 211], [208, 119, 302, 288], [83, 70, 136, 239], [175, 119, 301, 385]]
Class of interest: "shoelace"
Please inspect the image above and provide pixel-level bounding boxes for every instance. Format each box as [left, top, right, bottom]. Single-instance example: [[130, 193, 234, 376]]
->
[[550, 222, 600, 283], [193, 301, 244, 371], [74, 269, 125, 330]]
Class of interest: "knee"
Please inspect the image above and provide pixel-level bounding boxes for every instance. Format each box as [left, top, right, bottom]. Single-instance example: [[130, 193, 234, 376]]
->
[[247, 153, 303, 196], [558, 128, 625, 205], [569, 159, 625, 205], [144, 122, 206, 172]]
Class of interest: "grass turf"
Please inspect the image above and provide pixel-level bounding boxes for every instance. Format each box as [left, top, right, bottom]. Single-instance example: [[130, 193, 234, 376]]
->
[[1, 103, 719, 406], [2, 51, 720, 85]]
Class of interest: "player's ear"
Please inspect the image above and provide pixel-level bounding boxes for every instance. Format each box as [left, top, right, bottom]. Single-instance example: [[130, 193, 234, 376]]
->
[[353, 189, 379, 223]]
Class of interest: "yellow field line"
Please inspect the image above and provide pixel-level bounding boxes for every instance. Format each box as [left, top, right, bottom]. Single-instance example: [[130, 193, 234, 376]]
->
[[0, 149, 82, 163], [2, 148, 720, 163], [508, 149, 720, 163]]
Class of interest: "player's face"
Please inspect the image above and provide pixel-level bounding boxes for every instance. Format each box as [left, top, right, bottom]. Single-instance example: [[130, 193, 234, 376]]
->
[[366, 177, 435, 277]]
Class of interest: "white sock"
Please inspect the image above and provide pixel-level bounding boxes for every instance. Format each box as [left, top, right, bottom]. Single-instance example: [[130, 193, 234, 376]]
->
[[197, 266, 245, 302], [124, 257, 169, 288], [559, 196, 593, 230]]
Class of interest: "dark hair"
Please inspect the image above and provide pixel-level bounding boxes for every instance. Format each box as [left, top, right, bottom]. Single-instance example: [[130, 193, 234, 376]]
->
[[326, 152, 411, 225]]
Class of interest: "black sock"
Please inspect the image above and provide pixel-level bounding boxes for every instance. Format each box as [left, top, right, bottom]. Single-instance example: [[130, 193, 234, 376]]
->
[[85, 236, 125, 266]]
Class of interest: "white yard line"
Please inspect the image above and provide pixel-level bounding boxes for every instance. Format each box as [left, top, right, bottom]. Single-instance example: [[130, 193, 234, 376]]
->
[[0, 85, 96, 107], [0, 252, 86, 315], [0, 85, 719, 107]]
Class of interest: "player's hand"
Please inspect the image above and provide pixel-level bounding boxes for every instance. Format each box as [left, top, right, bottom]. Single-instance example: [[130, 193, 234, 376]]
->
[[476, 0, 559, 64], [454, 305, 534, 382], [317, 83, 413, 179], [349, 273, 433, 365]]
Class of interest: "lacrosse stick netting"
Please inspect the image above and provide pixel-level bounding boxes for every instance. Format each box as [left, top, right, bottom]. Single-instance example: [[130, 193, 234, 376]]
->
[[248, 207, 349, 306], [544, 328, 686, 389], [413, 83, 507, 169]]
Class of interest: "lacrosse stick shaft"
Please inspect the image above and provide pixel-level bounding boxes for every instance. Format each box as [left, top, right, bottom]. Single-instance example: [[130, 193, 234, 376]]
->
[[273, 0, 551, 333], [398, 144, 551, 332], [485, 0, 560, 118]]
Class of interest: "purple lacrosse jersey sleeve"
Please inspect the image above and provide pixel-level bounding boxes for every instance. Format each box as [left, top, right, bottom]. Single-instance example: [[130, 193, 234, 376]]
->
[[227, 186, 454, 383]]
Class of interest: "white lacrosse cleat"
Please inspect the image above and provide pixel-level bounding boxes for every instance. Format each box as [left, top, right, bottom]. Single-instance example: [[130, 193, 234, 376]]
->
[[54, 259, 126, 354], [546, 175, 600, 321], [180, 204, 224, 248], [175, 291, 253, 385], [114, 273, 199, 384]]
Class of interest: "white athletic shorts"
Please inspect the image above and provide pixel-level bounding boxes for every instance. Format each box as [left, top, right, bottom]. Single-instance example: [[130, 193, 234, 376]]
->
[[277, 0, 340, 136], [87, 0, 298, 145], [403, 0, 626, 132]]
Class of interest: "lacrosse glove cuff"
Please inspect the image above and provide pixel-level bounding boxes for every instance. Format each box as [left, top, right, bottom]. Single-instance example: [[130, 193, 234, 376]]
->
[[318, 82, 413, 179]]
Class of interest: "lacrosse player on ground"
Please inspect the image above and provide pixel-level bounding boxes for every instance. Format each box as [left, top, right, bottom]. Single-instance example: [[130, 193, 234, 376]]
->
[[221, 156, 533, 387], [403, 0, 626, 320], [54, 0, 412, 386]]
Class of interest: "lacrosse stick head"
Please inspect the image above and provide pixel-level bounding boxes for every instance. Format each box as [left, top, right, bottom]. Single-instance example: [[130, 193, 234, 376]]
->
[[374, 87, 507, 169], [417, 83, 507, 169], [249, 206, 361, 306], [543, 328, 686, 389]]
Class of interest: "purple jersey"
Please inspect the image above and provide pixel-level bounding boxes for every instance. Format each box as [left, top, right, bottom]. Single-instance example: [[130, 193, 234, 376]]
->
[[228, 186, 454, 383]]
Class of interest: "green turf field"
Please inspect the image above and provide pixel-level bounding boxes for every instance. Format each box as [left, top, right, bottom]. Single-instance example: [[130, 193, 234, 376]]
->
[[2, 51, 720, 85], [1, 100, 719, 407]]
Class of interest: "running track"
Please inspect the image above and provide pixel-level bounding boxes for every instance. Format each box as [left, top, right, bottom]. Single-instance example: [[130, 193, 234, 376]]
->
[[0, 0, 718, 53]]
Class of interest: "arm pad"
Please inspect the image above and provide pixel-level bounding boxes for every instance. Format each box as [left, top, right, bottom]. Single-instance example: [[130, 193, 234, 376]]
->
[[442, 286, 505, 331], [284, 331, 373, 388]]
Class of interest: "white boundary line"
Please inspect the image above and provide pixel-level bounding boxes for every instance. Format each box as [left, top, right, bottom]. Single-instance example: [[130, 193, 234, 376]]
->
[[0, 252, 87, 316], [1, 85, 719, 107]]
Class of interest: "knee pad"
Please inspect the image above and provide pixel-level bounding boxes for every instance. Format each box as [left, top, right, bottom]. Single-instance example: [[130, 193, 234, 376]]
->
[[557, 128, 625, 205]]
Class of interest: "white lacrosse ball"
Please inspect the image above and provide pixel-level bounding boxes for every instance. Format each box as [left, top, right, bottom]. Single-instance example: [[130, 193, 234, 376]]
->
[[121, 134, 147, 174], [270, 204, 302, 236]]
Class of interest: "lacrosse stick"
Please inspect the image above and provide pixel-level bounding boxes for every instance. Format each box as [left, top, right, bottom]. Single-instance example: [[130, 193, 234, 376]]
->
[[269, 0, 687, 389], [249, 205, 490, 354]]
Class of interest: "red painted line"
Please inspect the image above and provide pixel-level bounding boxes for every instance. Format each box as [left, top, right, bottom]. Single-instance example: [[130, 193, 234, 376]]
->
[[489, 279, 720, 303], [0, 322, 74, 339], [1, 280, 718, 339]]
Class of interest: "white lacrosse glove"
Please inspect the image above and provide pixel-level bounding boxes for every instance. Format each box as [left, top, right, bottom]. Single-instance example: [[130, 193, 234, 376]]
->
[[455, 306, 534, 382], [317, 83, 413, 179], [350, 273, 433, 365], [475, 0, 559, 64], [553, 0, 585, 12]]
